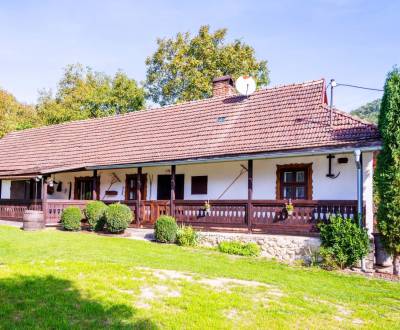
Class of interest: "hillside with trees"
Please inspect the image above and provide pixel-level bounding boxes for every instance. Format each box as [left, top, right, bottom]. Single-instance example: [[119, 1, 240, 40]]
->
[[350, 98, 381, 124], [0, 26, 269, 136]]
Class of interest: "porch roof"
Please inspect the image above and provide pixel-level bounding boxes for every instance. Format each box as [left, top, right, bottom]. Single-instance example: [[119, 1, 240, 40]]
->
[[0, 79, 380, 177]]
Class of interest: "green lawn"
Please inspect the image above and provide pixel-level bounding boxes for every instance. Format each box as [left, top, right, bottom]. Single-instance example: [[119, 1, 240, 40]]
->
[[0, 225, 399, 329]]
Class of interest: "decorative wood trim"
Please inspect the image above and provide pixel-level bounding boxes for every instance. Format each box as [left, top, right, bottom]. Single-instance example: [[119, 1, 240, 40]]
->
[[276, 163, 313, 200]]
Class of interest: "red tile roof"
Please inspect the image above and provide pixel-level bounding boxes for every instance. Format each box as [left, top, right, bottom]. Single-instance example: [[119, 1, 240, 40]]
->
[[0, 79, 380, 176]]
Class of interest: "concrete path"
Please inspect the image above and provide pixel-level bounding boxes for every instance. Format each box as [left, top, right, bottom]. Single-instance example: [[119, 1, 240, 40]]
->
[[126, 228, 155, 241], [0, 220, 22, 228]]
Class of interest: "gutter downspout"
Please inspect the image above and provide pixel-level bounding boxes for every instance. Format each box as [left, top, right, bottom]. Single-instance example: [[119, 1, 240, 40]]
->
[[354, 149, 366, 272]]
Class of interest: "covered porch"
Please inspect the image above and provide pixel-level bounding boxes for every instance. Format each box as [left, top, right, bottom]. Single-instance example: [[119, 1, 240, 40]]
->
[[0, 151, 372, 236]]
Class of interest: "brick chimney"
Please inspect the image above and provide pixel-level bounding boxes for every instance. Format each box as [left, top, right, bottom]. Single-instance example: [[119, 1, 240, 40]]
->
[[212, 75, 236, 97]]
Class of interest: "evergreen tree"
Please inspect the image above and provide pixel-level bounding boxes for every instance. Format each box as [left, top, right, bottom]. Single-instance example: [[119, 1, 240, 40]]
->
[[376, 67, 400, 275]]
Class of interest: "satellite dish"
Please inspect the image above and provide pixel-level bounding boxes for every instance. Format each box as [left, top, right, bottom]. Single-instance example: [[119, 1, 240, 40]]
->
[[235, 76, 256, 96]]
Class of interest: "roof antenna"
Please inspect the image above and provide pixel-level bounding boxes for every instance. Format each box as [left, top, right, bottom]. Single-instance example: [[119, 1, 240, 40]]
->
[[329, 79, 337, 127]]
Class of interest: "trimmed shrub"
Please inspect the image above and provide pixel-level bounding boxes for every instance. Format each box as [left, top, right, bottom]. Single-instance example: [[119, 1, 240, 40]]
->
[[154, 216, 178, 243], [318, 215, 370, 269], [61, 206, 82, 231], [85, 201, 108, 231], [176, 225, 198, 246], [105, 203, 132, 233], [218, 241, 260, 257]]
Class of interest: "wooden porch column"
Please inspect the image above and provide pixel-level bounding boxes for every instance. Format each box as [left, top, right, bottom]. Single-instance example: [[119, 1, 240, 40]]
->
[[170, 165, 176, 217], [42, 177, 48, 224], [136, 167, 142, 226], [92, 170, 98, 200], [247, 160, 253, 232]]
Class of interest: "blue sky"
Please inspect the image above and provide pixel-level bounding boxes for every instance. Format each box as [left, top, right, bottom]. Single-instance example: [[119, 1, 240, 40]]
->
[[0, 0, 398, 111]]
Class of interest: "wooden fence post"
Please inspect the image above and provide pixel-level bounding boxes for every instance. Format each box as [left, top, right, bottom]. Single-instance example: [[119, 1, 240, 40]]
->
[[136, 167, 142, 226], [92, 170, 98, 200], [247, 160, 253, 233], [42, 177, 48, 224], [170, 165, 176, 217]]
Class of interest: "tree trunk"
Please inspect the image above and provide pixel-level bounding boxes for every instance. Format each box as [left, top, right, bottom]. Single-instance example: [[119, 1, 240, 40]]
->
[[393, 253, 400, 276]]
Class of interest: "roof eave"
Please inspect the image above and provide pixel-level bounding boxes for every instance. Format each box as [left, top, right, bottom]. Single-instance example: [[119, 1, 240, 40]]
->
[[86, 142, 382, 170]]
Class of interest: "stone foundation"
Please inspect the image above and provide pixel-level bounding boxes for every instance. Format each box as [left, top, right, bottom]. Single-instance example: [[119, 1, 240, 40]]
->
[[197, 232, 320, 262]]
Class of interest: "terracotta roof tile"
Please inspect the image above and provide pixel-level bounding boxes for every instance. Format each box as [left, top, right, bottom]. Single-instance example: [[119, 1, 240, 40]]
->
[[0, 79, 380, 175]]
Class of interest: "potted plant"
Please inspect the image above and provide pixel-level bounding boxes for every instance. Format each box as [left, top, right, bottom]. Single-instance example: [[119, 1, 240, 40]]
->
[[285, 200, 294, 216], [204, 200, 211, 216]]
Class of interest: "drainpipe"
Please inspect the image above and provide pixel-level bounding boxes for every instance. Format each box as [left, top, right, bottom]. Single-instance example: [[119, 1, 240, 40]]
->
[[354, 149, 366, 272]]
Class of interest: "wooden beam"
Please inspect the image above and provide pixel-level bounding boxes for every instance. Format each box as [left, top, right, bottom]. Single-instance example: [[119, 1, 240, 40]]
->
[[247, 160, 253, 233], [42, 177, 48, 224], [170, 165, 176, 217], [92, 170, 98, 200], [136, 167, 142, 226]]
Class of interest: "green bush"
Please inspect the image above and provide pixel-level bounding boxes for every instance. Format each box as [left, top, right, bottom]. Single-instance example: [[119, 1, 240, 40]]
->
[[85, 201, 108, 231], [176, 225, 198, 246], [154, 216, 178, 243], [318, 215, 370, 269], [61, 206, 82, 231], [218, 241, 260, 257], [105, 203, 132, 233]]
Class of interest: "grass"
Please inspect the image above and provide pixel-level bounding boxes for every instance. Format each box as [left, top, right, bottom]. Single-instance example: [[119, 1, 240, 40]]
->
[[0, 225, 399, 329]]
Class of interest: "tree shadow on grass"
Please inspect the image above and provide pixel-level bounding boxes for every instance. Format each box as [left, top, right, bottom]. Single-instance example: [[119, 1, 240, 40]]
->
[[0, 275, 158, 329]]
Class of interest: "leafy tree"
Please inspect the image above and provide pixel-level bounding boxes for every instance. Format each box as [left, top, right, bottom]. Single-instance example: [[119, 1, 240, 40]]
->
[[0, 88, 40, 137], [37, 64, 145, 125], [145, 25, 269, 106], [350, 99, 381, 124], [375, 67, 400, 275]]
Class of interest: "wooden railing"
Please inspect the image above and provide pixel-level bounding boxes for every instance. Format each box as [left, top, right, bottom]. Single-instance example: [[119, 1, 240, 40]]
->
[[251, 200, 358, 234], [45, 200, 89, 223], [0, 199, 42, 221], [175, 200, 247, 228], [0, 198, 359, 235]]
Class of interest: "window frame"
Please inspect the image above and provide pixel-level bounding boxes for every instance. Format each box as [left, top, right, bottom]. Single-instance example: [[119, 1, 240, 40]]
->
[[191, 176, 208, 195], [276, 163, 313, 200]]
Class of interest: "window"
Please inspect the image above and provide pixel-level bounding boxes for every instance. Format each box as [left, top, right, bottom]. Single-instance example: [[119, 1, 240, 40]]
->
[[191, 176, 208, 194], [157, 174, 184, 200], [125, 174, 147, 200], [276, 164, 312, 200], [74, 177, 99, 200], [10, 179, 41, 200]]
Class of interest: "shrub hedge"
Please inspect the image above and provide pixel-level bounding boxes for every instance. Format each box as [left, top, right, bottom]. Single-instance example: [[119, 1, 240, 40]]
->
[[61, 206, 82, 231], [85, 201, 108, 231], [105, 203, 132, 233], [154, 216, 178, 243]]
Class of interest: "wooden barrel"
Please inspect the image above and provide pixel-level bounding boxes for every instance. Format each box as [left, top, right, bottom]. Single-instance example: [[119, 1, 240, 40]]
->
[[23, 210, 45, 231]]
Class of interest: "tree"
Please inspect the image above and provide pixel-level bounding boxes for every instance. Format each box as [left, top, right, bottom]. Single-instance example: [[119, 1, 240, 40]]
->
[[350, 99, 381, 124], [37, 64, 145, 125], [0, 88, 39, 137], [145, 25, 269, 106], [375, 67, 400, 275]]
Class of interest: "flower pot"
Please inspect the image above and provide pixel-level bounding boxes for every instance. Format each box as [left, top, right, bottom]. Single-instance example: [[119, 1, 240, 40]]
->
[[287, 210, 293, 216]]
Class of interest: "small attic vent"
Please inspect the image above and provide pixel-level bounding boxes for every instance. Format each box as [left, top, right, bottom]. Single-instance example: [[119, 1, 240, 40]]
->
[[217, 116, 226, 123]]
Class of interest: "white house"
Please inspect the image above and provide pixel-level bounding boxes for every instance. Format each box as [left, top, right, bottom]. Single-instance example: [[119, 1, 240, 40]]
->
[[0, 76, 380, 237]]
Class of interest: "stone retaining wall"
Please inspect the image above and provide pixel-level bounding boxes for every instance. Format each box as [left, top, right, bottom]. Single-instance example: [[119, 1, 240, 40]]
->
[[197, 232, 321, 262]]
